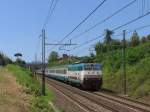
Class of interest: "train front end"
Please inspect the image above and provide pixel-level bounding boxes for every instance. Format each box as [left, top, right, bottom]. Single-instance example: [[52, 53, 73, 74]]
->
[[81, 63, 102, 90]]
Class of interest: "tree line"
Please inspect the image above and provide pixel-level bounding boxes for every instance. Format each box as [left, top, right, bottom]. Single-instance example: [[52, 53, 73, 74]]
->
[[0, 52, 26, 67], [0, 52, 12, 66], [95, 30, 150, 56], [47, 30, 150, 66]]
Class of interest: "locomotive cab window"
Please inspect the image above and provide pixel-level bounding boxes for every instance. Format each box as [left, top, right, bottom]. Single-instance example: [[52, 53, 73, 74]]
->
[[84, 65, 92, 70], [84, 64, 101, 71]]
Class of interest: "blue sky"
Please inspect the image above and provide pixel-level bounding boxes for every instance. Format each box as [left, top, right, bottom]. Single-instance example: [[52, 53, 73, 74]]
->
[[0, 0, 150, 62]]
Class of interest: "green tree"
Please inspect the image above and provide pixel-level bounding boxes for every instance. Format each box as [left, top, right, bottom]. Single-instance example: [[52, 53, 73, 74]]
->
[[141, 36, 147, 44], [104, 29, 114, 45], [0, 52, 12, 66], [80, 56, 94, 63], [14, 53, 22, 62], [111, 39, 122, 50], [146, 34, 150, 41], [130, 31, 140, 47], [0, 53, 5, 66], [16, 58, 26, 67], [14, 53, 26, 67], [48, 51, 58, 62], [14, 53, 22, 58], [95, 42, 107, 55]]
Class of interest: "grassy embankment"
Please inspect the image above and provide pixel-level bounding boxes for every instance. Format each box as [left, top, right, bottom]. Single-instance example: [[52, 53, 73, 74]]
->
[[0, 67, 31, 112], [6, 64, 55, 112], [47, 42, 150, 98], [100, 42, 150, 98]]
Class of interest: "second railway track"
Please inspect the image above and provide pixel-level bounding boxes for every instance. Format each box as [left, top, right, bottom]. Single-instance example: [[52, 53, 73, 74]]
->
[[45, 77, 150, 112], [94, 91, 150, 111]]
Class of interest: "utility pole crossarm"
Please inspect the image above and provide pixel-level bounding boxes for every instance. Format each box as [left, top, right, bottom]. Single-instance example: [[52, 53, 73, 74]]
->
[[41, 31, 77, 96], [45, 43, 77, 46]]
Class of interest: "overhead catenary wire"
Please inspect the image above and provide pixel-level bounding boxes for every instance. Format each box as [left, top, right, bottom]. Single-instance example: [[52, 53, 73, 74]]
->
[[43, 0, 55, 29], [43, 0, 59, 29], [36, 0, 55, 59], [38, 0, 59, 57], [50, 0, 107, 50], [39, 0, 60, 96], [66, 0, 137, 42], [114, 24, 150, 37], [113, 12, 150, 31], [74, 23, 150, 55], [72, 11, 150, 50]]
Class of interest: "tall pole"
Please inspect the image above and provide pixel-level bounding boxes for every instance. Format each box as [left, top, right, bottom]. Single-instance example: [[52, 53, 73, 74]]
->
[[35, 53, 37, 64], [69, 40, 71, 64], [42, 29, 46, 96], [34, 53, 37, 77], [123, 30, 126, 95]]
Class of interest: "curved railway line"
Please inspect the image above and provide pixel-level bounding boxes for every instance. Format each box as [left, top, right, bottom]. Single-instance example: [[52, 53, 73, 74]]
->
[[45, 77, 150, 112]]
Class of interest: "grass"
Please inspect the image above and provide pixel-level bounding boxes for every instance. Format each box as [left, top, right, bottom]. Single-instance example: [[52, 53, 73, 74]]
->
[[102, 43, 150, 98], [0, 68, 30, 112], [47, 43, 150, 98], [6, 64, 55, 112]]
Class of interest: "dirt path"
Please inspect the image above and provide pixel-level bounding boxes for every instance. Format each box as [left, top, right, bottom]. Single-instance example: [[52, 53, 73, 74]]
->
[[0, 68, 30, 112]]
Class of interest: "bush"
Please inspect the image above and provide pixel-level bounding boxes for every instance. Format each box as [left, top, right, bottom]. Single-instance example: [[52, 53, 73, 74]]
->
[[102, 43, 150, 98], [133, 80, 150, 98], [30, 97, 54, 112]]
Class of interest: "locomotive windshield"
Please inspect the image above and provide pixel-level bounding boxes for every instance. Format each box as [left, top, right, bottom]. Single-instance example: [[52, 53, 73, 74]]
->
[[84, 64, 101, 70]]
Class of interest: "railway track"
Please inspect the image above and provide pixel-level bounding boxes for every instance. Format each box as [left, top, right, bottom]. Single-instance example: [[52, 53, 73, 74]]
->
[[93, 92, 150, 112], [46, 77, 150, 112], [46, 79, 114, 112], [100, 88, 150, 106], [48, 84, 95, 112], [94, 91, 150, 110]]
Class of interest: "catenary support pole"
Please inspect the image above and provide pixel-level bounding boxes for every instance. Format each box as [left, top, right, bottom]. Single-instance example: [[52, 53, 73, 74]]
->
[[42, 29, 46, 96], [123, 30, 126, 95]]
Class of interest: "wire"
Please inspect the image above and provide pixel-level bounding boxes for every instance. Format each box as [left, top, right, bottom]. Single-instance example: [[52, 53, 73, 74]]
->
[[51, 0, 107, 49], [72, 12, 150, 50], [43, 0, 59, 29], [113, 12, 150, 31], [114, 24, 150, 37], [74, 24, 150, 54], [43, 0, 55, 28], [67, 0, 137, 41], [35, 35, 42, 62]]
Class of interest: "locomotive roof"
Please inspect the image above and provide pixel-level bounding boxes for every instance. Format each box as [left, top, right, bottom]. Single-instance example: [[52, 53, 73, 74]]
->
[[49, 65, 68, 69], [68, 63, 101, 67], [49, 63, 101, 69]]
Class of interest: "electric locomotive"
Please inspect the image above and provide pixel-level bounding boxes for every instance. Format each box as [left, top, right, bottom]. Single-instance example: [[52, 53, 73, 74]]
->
[[45, 63, 102, 90]]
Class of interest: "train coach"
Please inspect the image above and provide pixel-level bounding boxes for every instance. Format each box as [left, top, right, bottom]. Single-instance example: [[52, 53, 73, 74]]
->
[[45, 63, 102, 90]]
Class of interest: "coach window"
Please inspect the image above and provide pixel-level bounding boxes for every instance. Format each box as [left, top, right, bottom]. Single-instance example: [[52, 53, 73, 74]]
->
[[68, 67, 70, 71]]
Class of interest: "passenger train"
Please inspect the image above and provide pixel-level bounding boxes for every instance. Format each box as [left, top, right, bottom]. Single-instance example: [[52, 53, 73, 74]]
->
[[39, 63, 102, 90]]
